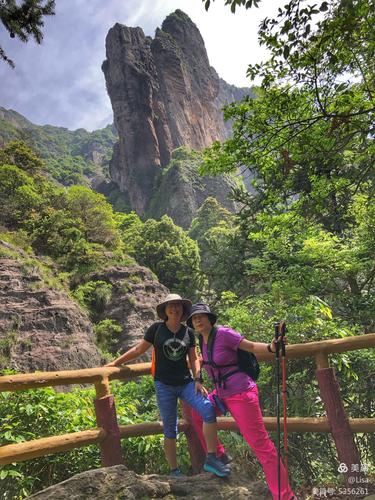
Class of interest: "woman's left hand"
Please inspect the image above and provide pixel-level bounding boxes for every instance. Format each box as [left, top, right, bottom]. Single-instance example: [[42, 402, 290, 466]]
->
[[195, 381, 208, 397], [270, 336, 288, 352]]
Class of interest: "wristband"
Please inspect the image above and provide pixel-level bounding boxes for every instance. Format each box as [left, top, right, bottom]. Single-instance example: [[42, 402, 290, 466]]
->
[[267, 343, 275, 353]]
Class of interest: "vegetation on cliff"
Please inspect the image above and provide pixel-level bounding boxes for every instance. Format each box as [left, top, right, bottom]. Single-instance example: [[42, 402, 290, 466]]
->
[[0, 110, 117, 185]]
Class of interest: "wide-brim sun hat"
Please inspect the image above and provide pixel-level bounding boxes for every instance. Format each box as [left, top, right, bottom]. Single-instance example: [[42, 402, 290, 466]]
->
[[186, 302, 217, 329], [156, 293, 192, 322]]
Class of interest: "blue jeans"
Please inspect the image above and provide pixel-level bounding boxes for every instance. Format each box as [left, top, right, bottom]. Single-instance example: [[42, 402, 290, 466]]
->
[[155, 380, 216, 438]]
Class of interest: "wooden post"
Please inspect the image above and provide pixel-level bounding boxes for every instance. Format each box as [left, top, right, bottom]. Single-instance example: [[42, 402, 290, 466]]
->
[[180, 401, 206, 473], [315, 354, 363, 485], [94, 377, 123, 467]]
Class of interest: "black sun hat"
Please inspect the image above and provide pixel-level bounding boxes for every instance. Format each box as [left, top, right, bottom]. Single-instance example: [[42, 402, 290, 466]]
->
[[186, 302, 217, 329]]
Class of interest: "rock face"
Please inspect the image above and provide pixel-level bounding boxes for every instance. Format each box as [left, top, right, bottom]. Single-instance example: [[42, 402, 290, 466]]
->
[[92, 265, 168, 360], [102, 10, 249, 217], [147, 148, 239, 230], [27, 465, 272, 499], [0, 241, 101, 373]]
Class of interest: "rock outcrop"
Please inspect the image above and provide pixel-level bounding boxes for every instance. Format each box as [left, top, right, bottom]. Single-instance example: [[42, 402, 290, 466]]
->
[[147, 148, 239, 229], [27, 464, 272, 499], [102, 10, 249, 218], [91, 265, 168, 360], [0, 241, 101, 373]]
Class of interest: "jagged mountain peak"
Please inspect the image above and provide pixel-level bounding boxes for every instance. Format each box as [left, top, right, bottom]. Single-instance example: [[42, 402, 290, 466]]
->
[[103, 12, 250, 221]]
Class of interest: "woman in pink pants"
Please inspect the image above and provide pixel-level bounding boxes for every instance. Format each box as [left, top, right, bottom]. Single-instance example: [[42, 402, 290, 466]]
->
[[187, 303, 296, 500]]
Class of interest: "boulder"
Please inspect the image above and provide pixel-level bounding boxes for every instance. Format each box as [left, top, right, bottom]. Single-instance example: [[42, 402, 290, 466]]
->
[[27, 464, 272, 499]]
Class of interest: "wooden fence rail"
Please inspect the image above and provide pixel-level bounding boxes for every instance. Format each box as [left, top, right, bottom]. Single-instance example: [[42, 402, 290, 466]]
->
[[0, 333, 374, 481], [1, 417, 374, 466]]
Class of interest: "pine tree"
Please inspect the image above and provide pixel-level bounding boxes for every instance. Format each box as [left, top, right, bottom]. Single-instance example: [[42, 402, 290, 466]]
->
[[0, 0, 55, 67]]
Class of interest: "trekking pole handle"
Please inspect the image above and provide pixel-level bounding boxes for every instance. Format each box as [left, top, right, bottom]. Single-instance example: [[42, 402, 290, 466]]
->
[[274, 321, 287, 358]]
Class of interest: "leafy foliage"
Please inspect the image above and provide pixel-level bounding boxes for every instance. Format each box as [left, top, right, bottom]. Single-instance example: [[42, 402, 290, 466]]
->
[[0, 0, 55, 67], [196, 0, 375, 489], [203, 0, 261, 13], [121, 213, 202, 297], [93, 319, 122, 355], [0, 140, 43, 172], [0, 112, 117, 186], [0, 377, 182, 499], [73, 281, 113, 318]]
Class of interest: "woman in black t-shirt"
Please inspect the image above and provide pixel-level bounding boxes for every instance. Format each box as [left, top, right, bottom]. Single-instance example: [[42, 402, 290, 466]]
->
[[106, 293, 229, 478]]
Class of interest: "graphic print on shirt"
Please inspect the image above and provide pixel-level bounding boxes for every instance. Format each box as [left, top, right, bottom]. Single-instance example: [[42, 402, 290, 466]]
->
[[163, 328, 190, 361]]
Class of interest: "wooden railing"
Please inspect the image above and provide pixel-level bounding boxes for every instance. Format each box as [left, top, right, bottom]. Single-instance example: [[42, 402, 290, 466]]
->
[[0, 333, 374, 481]]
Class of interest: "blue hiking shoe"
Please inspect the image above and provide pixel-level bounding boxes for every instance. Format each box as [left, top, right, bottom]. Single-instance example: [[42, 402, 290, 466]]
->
[[219, 452, 233, 466], [203, 455, 230, 478], [169, 468, 184, 477]]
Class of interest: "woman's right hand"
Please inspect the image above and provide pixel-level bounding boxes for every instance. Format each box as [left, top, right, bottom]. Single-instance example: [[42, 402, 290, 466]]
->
[[195, 381, 208, 397]]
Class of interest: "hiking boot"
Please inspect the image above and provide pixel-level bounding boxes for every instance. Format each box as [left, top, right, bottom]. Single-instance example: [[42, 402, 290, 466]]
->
[[169, 468, 184, 477], [219, 452, 233, 465], [203, 455, 231, 478]]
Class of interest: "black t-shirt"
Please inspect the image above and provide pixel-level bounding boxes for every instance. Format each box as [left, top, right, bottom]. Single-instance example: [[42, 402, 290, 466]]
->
[[144, 321, 195, 386]]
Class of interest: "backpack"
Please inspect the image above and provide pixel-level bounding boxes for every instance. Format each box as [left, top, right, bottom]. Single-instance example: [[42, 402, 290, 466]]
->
[[150, 324, 162, 378], [199, 326, 260, 386]]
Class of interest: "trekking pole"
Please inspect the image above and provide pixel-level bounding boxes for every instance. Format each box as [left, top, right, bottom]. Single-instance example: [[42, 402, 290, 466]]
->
[[274, 321, 282, 500], [280, 322, 288, 479]]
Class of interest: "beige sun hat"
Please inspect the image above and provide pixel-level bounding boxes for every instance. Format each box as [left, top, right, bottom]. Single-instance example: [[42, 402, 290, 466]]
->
[[156, 293, 192, 322]]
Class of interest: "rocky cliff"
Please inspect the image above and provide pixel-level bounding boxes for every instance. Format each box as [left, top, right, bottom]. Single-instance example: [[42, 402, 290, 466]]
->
[[102, 10, 249, 219], [147, 148, 240, 229], [0, 241, 102, 373], [91, 264, 168, 360]]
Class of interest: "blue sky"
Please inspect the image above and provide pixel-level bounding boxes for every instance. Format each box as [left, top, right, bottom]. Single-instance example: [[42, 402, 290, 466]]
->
[[0, 0, 285, 131]]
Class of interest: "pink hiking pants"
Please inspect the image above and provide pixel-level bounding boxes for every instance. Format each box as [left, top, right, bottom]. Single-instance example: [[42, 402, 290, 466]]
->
[[191, 386, 295, 500]]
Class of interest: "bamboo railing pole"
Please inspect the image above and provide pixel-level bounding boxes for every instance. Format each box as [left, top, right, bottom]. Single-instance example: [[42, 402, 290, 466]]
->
[[315, 356, 363, 485], [1, 335, 374, 392], [0, 363, 151, 392], [180, 401, 206, 472], [94, 376, 123, 467], [0, 418, 373, 466], [0, 428, 106, 465]]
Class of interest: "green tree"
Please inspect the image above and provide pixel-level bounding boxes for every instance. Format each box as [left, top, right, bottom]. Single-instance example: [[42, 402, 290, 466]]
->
[[118, 211, 144, 254], [0, 0, 55, 67], [189, 197, 233, 241], [73, 280, 113, 319], [0, 140, 43, 172], [201, 0, 374, 233], [0, 164, 42, 226], [188, 198, 245, 295], [93, 319, 122, 355], [130, 215, 201, 296], [30, 208, 86, 258], [65, 186, 122, 249]]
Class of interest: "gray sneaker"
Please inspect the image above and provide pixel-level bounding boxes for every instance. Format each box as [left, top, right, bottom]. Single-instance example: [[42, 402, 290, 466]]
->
[[203, 455, 230, 478], [169, 468, 184, 478]]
